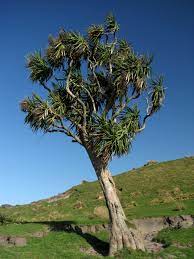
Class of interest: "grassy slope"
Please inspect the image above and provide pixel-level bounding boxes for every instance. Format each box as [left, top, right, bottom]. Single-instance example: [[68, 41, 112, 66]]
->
[[0, 156, 194, 258], [1, 156, 194, 224], [0, 224, 193, 258]]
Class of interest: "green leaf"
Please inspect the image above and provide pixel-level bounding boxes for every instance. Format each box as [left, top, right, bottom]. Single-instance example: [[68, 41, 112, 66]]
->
[[150, 76, 165, 113], [105, 13, 119, 33], [27, 51, 52, 83], [87, 25, 104, 44]]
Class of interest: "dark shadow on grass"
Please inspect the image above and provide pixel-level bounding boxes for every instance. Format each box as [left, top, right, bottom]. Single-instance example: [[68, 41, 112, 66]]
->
[[21, 220, 109, 256]]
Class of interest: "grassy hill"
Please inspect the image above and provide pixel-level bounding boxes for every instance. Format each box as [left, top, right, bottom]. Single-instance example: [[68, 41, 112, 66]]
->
[[0, 156, 194, 258], [1, 156, 194, 224]]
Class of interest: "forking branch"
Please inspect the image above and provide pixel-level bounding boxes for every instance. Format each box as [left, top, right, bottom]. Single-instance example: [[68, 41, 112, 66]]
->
[[65, 60, 87, 133]]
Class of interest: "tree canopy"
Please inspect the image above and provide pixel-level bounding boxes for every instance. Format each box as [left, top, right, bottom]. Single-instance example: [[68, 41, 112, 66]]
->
[[21, 14, 165, 163]]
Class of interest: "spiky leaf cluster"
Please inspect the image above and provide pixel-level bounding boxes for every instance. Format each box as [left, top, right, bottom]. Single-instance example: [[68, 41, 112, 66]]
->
[[91, 106, 139, 158], [21, 14, 165, 161]]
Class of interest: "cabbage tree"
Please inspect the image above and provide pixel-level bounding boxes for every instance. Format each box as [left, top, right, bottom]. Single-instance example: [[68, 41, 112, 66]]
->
[[21, 15, 165, 256]]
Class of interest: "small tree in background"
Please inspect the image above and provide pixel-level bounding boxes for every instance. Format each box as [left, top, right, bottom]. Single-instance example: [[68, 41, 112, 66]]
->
[[21, 15, 165, 255]]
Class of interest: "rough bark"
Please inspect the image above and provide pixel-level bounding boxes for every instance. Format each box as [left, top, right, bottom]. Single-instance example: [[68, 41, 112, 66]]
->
[[87, 149, 145, 256]]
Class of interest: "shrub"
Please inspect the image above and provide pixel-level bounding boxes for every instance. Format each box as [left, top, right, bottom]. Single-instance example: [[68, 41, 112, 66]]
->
[[0, 213, 13, 225], [173, 202, 186, 211], [150, 198, 161, 205]]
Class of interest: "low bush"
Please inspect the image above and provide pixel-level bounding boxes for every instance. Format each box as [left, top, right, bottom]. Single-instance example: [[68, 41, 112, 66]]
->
[[173, 202, 186, 211], [0, 213, 13, 225]]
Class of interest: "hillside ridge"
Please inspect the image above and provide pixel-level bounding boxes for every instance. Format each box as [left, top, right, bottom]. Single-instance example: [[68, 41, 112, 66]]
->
[[0, 156, 194, 225], [31, 156, 194, 205]]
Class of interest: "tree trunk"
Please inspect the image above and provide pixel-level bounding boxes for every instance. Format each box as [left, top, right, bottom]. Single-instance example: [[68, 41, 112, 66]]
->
[[88, 153, 145, 256]]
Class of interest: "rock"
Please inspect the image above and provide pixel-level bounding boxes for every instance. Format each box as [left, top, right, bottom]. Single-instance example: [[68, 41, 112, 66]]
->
[[95, 224, 104, 232], [132, 215, 194, 237], [131, 215, 194, 253], [88, 225, 96, 233], [179, 215, 194, 228], [132, 217, 167, 235], [9, 237, 27, 247], [93, 206, 109, 220], [70, 223, 110, 234], [165, 216, 183, 228], [0, 236, 8, 246], [145, 240, 164, 253], [0, 236, 26, 247], [144, 160, 158, 166], [102, 223, 110, 231], [79, 226, 89, 234]]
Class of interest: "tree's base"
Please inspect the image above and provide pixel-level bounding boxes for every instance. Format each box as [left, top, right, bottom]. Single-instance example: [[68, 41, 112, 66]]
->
[[90, 166, 145, 256], [109, 227, 145, 256]]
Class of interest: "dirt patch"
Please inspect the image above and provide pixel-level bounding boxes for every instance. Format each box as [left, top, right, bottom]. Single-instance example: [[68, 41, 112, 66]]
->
[[0, 236, 27, 247]]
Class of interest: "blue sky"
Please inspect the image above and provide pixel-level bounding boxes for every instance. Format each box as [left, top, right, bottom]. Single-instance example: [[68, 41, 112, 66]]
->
[[0, 0, 193, 205]]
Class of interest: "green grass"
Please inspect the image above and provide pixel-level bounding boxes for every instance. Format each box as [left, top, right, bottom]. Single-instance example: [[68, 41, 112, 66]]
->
[[156, 227, 194, 247], [111, 227, 194, 258], [155, 227, 194, 259], [0, 223, 193, 258], [0, 223, 47, 236], [1, 156, 194, 224], [0, 228, 101, 258], [0, 156, 193, 258]]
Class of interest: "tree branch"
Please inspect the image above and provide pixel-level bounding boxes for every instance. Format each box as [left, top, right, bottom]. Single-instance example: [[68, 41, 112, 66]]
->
[[73, 81, 96, 114], [66, 60, 87, 132], [112, 93, 140, 120], [135, 97, 152, 133], [45, 102, 83, 145], [82, 86, 96, 113], [88, 58, 104, 95], [50, 122, 83, 145]]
